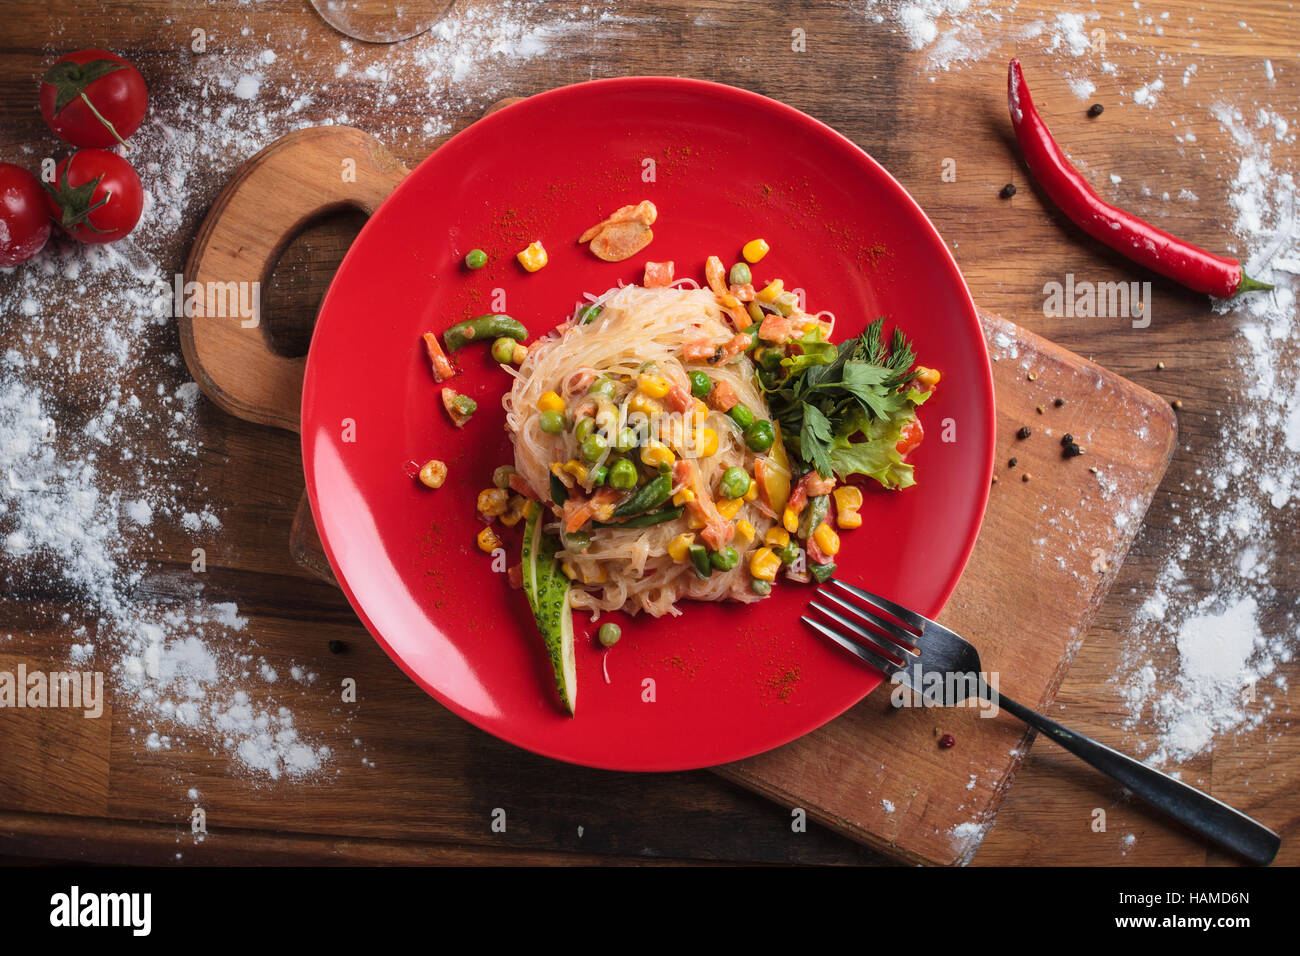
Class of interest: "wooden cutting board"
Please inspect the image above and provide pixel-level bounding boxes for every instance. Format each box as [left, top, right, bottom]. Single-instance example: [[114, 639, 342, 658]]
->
[[182, 121, 1176, 866]]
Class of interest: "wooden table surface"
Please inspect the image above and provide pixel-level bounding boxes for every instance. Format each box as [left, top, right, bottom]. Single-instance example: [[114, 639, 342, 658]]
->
[[1, 0, 1296, 865]]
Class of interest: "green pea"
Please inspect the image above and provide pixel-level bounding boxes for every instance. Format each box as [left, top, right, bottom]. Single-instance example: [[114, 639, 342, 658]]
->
[[580, 305, 603, 324], [750, 578, 772, 596], [609, 458, 638, 491], [589, 464, 608, 486], [491, 465, 516, 489], [688, 370, 712, 399], [614, 427, 638, 452], [728, 403, 755, 429], [744, 419, 775, 452], [728, 262, 751, 286], [720, 466, 751, 500], [464, 248, 487, 270], [597, 623, 621, 648], [580, 433, 607, 463], [490, 337, 516, 363], [563, 530, 591, 552], [574, 417, 595, 442], [709, 547, 739, 571], [589, 377, 617, 401], [539, 409, 565, 434]]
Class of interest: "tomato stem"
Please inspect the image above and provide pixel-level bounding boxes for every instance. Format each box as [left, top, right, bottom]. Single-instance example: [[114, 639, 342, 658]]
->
[[78, 91, 129, 151]]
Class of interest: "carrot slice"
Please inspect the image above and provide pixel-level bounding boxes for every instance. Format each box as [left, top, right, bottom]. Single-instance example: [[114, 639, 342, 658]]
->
[[422, 332, 456, 381]]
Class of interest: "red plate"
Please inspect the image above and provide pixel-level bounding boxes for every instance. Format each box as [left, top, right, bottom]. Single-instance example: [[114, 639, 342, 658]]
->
[[302, 78, 995, 771]]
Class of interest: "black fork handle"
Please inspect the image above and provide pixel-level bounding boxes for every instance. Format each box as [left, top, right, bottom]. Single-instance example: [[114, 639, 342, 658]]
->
[[996, 693, 1281, 866]]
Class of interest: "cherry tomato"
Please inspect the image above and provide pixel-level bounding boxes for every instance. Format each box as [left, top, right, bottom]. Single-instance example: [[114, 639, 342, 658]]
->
[[44, 149, 143, 244], [0, 163, 51, 267], [896, 418, 924, 458], [40, 49, 147, 149]]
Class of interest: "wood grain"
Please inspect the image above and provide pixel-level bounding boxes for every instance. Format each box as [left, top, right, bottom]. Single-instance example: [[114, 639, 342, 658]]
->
[[0, 0, 1296, 866]]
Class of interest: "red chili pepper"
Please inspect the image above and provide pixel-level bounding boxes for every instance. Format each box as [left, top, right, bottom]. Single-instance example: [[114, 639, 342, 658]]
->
[[1007, 59, 1271, 299]]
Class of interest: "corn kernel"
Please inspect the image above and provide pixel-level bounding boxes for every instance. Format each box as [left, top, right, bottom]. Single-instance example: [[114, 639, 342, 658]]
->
[[833, 486, 864, 513], [538, 390, 565, 413], [629, 392, 663, 417], [499, 495, 527, 527], [915, 366, 941, 388], [637, 373, 671, 398], [837, 510, 862, 530], [641, 441, 675, 468], [560, 558, 577, 580], [756, 279, 785, 303], [782, 506, 800, 534], [813, 522, 841, 557], [417, 459, 447, 489], [685, 510, 706, 531], [742, 478, 758, 501], [735, 520, 756, 544], [689, 398, 709, 426], [562, 459, 588, 482], [517, 240, 548, 272], [564, 561, 607, 584], [694, 427, 719, 457], [667, 533, 695, 563], [672, 488, 696, 506], [764, 527, 790, 549], [717, 497, 743, 520], [750, 546, 780, 581], [742, 238, 770, 263], [477, 488, 509, 517], [476, 526, 502, 553]]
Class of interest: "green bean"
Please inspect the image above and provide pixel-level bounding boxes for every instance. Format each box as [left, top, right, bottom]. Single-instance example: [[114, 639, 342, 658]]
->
[[688, 543, 712, 579], [580, 305, 603, 324], [709, 547, 739, 571], [595, 505, 683, 529], [810, 561, 836, 583], [611, 472, 672, 517], [799, 495, 829, 539], [597, 623, 622, 648], [464, 248, 487, 270], [444, 314, 527, 352], [549, 472, 568, 504]]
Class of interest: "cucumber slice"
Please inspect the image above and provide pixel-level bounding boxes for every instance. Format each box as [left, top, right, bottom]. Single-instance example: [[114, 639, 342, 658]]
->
[[522, 505, 577, 715]]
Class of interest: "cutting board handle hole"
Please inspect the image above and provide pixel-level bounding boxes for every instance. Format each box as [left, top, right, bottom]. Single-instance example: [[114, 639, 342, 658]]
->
[[261, 207, 371, 359]]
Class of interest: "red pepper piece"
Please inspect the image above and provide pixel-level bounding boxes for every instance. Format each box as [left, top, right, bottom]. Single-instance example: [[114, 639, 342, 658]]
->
[[1007, 59, 1271, 299]]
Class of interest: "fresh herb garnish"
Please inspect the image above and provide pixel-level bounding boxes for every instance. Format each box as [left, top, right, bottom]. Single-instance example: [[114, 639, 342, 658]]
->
[[763, 317, 924, 489]]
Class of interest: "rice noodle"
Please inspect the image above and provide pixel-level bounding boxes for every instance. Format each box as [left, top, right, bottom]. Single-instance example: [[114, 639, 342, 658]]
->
[[504, 285, 778, 617]]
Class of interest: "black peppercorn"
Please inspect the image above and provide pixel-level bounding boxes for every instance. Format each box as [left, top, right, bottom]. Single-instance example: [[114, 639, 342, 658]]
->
[[1088, 103, 1104, 117], [1000, 183, 1017, 199], [1016, 426, 1032, 440], [328, 640, 346, 654]]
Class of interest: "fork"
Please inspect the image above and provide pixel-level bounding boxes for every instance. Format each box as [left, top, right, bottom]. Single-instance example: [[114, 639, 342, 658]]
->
[[804, 578, 1281, 866]]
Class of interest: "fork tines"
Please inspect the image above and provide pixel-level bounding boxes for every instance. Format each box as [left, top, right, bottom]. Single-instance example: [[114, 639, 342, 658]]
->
[[801, 578, 925, 677]]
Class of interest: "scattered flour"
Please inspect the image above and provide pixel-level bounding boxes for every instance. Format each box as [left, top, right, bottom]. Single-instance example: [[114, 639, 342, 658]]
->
[[0, 0, 618, 788]]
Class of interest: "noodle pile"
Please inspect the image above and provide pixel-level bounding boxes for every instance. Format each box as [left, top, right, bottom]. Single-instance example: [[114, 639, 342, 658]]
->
[[503, 285, 784, 618]]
